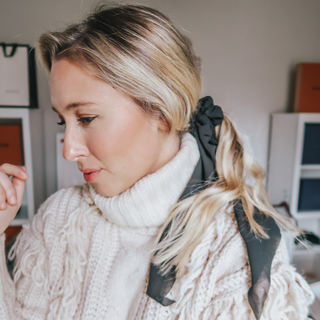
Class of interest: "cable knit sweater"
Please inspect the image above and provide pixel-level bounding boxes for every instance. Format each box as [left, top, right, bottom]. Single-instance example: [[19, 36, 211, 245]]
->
[[0, 133, 314, 320]]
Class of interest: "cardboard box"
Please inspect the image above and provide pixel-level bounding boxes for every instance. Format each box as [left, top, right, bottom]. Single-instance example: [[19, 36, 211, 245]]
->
[[0, 123, 24, 165], [294, 63, 320, 112]]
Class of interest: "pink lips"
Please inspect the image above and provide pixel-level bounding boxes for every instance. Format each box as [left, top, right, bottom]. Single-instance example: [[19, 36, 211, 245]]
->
[[81, 169, 101, 183]]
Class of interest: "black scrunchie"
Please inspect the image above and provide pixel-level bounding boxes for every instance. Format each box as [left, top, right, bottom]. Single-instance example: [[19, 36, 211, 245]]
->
[[146, 96, 281, 320]]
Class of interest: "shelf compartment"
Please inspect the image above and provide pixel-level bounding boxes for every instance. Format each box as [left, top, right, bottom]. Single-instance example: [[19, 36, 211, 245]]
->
[[301, 123, 320, 165], [298, 178, 320, 211]]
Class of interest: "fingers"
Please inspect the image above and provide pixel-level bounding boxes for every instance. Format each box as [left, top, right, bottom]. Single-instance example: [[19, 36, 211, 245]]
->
[[12, 176, 26, 207], [0, 163, 28, 180], [0, 164, 28, 210], [0, 171, 16, 209]]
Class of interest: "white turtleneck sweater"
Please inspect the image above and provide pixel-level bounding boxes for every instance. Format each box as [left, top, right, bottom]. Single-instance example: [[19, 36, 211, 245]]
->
[[0, 133, 314, 320]]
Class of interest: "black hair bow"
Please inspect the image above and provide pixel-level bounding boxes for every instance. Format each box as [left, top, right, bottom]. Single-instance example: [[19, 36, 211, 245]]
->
[[146, 96, 281, 320]]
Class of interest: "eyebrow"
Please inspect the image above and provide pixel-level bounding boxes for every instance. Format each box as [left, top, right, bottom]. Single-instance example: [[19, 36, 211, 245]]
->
[[51, 102, 96, 113]]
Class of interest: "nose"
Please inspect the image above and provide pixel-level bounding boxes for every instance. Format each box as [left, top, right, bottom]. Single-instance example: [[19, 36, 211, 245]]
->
[[62, 125, 88, 162]]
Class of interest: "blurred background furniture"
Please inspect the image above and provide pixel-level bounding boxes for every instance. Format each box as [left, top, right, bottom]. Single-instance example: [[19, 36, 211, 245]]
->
[[268, 113, 320, 317], [268, 113, 320, 283]]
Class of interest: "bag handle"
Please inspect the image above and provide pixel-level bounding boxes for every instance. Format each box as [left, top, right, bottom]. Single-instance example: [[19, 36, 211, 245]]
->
[[0, 42, 18, 57]]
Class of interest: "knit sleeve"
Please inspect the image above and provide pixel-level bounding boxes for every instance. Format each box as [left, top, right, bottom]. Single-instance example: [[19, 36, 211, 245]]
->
[[198, 239, 315, 320], [0, 194, 56, 320]]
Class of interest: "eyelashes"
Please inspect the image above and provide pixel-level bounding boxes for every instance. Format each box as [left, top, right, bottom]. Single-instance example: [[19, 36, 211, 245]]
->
[[57, 120, 66, 126], [76, 115, 99, 125], [57, 115, 99, 126]]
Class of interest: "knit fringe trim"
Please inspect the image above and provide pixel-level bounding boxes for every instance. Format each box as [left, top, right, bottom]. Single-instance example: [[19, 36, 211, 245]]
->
[[8, 195, 98, 320], [147, 207, 314, 320], [195, 260, 315, 320], [176, 264, 314, 320], [8, 225, 46, 289], [262, 263, 314, 320]]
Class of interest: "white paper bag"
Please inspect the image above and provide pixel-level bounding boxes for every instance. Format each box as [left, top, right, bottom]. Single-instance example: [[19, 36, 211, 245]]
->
[[0, 44, 30, 107]]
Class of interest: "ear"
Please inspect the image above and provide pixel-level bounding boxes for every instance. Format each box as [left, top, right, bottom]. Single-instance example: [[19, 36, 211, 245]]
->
[[157, 116, 171, 133]]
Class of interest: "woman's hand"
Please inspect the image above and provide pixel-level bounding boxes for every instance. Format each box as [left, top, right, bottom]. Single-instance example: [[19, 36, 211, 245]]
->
[[0, 164, 28, 235]]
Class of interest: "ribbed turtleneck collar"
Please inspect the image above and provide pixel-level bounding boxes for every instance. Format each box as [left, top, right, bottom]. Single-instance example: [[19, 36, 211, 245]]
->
[[88, 133, 199, 228]]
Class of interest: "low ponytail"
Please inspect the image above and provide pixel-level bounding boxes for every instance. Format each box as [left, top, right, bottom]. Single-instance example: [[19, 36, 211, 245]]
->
[[152, 113, 298, 278]]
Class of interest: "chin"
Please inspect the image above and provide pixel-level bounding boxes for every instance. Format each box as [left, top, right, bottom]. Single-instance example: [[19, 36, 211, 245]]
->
[[92, 182, 125, 198]]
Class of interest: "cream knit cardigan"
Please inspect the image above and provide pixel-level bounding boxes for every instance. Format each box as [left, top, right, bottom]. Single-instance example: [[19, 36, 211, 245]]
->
[[0, 133, 314, 320]]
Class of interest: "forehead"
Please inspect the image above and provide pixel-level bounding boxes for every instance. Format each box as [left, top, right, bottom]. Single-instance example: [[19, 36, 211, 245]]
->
[[49, 58, 144, 118], [50, 58, 113, 111], [50, 58, 99, 91]]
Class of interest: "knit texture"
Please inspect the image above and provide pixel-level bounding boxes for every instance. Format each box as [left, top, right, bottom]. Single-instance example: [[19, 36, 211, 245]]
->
[[0, 132, 315, 319]]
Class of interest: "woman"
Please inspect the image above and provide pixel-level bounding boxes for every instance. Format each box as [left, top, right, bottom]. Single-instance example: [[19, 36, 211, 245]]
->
[[0, 4, 314, 320]]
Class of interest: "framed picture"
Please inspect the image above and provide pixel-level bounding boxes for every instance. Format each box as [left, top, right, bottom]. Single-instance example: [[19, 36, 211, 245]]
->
[[0, 43, 38, 109]]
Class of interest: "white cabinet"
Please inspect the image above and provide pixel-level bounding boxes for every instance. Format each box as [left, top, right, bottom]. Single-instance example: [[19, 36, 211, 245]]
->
[[0, 108, 34, 225], [268, 113, 320, 284]]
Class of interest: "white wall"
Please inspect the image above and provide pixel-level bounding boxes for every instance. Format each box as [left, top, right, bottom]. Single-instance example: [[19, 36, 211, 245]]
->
[[1, 0, 320, 211]]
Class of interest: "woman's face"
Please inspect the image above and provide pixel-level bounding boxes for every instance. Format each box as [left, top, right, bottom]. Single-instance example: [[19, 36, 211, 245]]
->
[[50, 58, 179, 197]]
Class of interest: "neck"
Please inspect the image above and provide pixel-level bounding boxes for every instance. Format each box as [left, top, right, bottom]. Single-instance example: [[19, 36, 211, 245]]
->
[[148, 130, 181, 175]]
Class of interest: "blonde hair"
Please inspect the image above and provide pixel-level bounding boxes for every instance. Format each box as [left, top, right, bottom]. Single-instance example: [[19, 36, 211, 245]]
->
[[37, 4, 201, 132], [37, 4, 298, 279]]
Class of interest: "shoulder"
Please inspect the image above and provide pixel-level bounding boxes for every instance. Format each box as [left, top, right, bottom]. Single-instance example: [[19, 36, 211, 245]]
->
[[22, 184, 93, 241], [168, 204, 250, 314], [37, 185, 83, 220]]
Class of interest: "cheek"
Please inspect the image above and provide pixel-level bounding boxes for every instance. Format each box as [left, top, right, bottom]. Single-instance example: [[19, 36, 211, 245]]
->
[[87, 114, 160, 170]]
